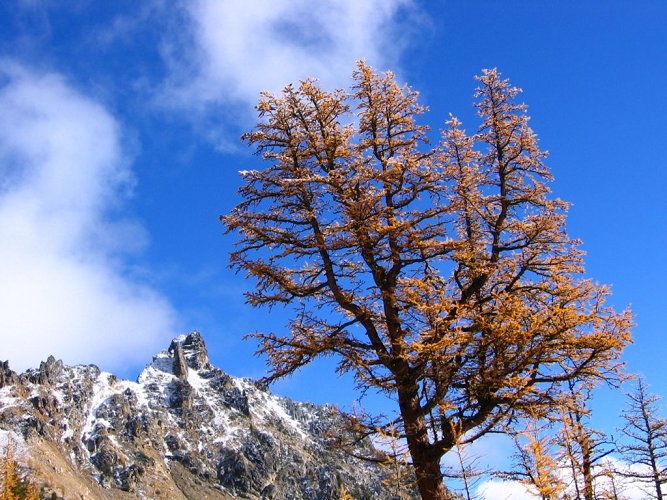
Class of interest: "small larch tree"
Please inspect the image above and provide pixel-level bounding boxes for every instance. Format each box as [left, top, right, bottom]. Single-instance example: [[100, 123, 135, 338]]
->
[[557, 380, 615, 500], [617, 378, 667, 499], [442, 441, 486, 500], [222, 62, 632, 499], [503, 418, 566, 500], [0, 444, 39, 500]]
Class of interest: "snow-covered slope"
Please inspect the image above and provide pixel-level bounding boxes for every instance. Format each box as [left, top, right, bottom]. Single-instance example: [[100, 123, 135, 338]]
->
[[0, 332, 406, 499]]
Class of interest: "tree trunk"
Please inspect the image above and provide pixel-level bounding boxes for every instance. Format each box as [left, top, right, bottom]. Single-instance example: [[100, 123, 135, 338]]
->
[[412, 456, 448, 500], [650, 449, 663, 500], [582, 455, 594, 500], [654, 472, 663, 500], [582, 440, 594, 500], [396, 378, 448, 499]]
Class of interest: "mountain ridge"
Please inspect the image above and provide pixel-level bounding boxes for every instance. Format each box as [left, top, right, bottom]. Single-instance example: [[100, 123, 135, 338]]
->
[[0, 332, 415, 499]]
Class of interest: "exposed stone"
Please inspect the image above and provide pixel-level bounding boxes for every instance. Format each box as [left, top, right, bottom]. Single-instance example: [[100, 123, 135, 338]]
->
[[180, 331, 210, 370], [36, 355, 64, 385], [0, 360, 18, 388], [0, 332, 420, 499], [173, 343, 189, 380]]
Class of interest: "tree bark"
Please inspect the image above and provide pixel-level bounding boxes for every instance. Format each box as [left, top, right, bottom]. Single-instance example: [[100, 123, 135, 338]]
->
[[582, 450, 593, 500], [397, 378, 448, 499]]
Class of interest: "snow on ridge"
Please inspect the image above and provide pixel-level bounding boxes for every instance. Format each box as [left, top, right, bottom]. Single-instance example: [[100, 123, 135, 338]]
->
[[118, 379, 150, 409], [61, 425, 74, 441], [81, 372, 148, 440], [232, 376, 254, 392], [6, 333, 318, 451], [81, 372, 115, 440], [0, 386, 20, 411], [137, 361, 176, 384], [149, 350, 176, 368], [248, 389, 308, 440], [186, 369, 207, 391], [0, 429, 27, 461], [172, 333, 188, 344]]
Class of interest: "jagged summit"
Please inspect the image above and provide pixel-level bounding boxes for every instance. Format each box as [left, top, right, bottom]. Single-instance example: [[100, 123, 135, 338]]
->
[[0, 332, 410, 499], [168, 331, 211, 373], [141, 331, 212, 381]]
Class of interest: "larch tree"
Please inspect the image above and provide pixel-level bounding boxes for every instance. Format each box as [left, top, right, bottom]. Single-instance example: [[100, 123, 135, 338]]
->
[[0, 444, 39, 500], [222, 62, 632, 499], [442, 441, 486, 500], [378, 426, 418, 499], [0, 444, 19, 500], [503, 418, 566, 500], [617, 378, 667, 499], [557, 380, 614, 500], [599, 464, 627, 500]]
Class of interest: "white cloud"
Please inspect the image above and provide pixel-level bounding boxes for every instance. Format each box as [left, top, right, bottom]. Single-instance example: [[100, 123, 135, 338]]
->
[[476, 479, 536, 500], [165, 0, 419, 111], [0, 63, 179, 373]]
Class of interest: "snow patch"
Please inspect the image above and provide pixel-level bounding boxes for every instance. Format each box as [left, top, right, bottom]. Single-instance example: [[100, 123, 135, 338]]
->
[[251, 390, 308, 440], [81, 372, 116, 440], [0, 429, 27, 459], [186, 370, 207, 391]]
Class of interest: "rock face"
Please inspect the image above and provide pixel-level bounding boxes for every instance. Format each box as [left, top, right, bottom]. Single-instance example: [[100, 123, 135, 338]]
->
[[0, 332, 410, 499]]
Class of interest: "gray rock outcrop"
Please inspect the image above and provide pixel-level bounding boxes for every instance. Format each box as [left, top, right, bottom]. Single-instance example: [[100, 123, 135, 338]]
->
[[0, 332, 413, 499]]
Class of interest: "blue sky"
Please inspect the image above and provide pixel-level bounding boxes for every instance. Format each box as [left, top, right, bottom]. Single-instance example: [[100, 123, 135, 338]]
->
[[1, 1, 665, 496]]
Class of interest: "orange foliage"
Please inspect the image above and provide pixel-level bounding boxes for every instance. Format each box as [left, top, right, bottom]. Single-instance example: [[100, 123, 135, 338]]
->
[[0, 443, 38, 500], [223, 62, 632, 499]]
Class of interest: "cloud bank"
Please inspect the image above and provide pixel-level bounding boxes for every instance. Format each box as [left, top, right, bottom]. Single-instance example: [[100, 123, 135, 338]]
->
[[166, 0, 418, 110], [0, 64, 179, 372]]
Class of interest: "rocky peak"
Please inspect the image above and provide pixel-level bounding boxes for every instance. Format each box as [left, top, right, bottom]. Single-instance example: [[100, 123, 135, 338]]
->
[[0, 360, 18, 388], [0, 331, 413, 499], [140, 331, 211, 383], [36, 355, 65, 385], [168, 331, 210, 373], [171, 343, 189, 379]]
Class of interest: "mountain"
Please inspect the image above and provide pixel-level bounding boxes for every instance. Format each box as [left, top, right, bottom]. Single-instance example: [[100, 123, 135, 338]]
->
[[0, 332, 415, 499]]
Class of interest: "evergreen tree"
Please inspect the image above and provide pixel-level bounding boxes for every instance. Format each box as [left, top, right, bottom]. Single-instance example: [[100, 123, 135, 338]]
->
[[0, 444, 39, 500], [557, 381, 614, 499], [503, 419, 565, 500], [442, 441, 486, 500], [617, 378, 667, 499], [223, 62, 632, 499]]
